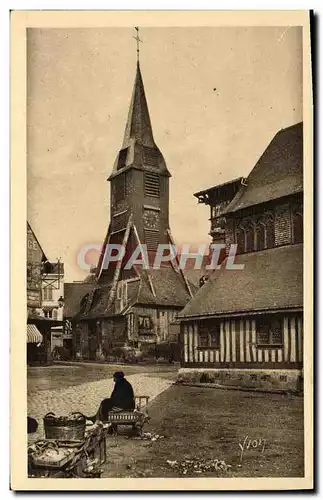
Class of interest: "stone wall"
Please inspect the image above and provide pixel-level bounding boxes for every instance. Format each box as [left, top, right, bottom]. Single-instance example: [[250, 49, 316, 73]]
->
[[177, 367, 303, 393]]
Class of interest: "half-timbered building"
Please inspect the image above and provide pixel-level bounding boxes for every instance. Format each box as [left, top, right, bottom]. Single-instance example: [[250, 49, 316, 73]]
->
[[178, 122, 304, 392], [27, 222, 64, 363]]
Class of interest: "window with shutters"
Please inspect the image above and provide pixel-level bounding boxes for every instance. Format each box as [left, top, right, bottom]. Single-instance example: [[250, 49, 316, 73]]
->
[[209, 328, 220, 347], [256, 316, 283, 346], [144, 229, 159, 251], [257, 321, 270, 344], [43, 286, 53, 301], [198, 321, 220, 348], [144, 172, 160, 198], [198, 330, 209, 347], [138, 315, 153, 334]]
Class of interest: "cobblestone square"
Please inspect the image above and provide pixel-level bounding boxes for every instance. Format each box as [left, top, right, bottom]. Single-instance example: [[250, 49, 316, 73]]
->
[[28, 362, 177, 443]]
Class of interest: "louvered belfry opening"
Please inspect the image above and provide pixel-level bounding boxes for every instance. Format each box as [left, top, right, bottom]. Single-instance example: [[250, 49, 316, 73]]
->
[[143, 146, 159, 167], [112, 211, 128, 232], [144, 171, 160, 198], [144, 229, 159, 251]]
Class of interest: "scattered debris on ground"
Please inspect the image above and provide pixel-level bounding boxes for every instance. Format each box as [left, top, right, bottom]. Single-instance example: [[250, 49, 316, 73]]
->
[[166, 457, 232, 475], [128, 431, 166, 441]]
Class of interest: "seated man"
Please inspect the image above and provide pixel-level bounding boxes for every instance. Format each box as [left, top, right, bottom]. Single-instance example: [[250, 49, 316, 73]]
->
[[87, 371, 135, 423]]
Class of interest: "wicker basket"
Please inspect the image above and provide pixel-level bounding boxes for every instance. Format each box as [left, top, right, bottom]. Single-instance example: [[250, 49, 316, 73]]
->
[[43, 412, 86, 441]]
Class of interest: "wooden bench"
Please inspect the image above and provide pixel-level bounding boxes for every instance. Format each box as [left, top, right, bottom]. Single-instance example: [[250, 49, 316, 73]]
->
[[107, 396, 150, 436]]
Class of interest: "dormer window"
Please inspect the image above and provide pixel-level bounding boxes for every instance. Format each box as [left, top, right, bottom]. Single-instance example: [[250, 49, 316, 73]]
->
[[117, 148, 128, 170]]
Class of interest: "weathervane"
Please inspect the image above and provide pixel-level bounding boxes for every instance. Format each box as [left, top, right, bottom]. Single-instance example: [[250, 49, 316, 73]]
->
[[133, 27, 143, 62]]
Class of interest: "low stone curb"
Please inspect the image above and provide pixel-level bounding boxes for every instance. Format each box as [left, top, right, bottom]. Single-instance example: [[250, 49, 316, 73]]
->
[[53, 360, 179, 368], [175, 381, 302, 395]]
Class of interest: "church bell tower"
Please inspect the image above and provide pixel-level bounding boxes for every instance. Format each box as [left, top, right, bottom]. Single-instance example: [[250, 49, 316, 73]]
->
[[108, 61, 171, 255], [78, 28, 193, 346]]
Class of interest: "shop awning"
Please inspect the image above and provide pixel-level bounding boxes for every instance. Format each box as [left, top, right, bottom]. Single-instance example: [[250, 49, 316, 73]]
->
[[27, 324, 43, 344]]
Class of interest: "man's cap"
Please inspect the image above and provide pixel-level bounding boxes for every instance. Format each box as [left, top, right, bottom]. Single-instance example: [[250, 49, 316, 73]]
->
[[113, 371, 125, 379]]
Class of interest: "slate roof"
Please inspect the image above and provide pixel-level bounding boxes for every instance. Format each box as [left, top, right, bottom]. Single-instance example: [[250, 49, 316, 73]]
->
[[136, 265, 193, 308], [194, 177, 243, 198], [109, 62, 171, 179], [83, 285, 113, 318], [178, 244, 303, 319], [27, 314, 64, 326], [79, 263, 193, 319], [64, 282, 95, 318], [122, 61, 156, 150], [184, 267, 209, 288], [224, 122, 303, 214]]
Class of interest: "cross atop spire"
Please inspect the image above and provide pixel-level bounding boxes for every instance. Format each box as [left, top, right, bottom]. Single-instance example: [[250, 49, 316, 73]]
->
[[133, 27, 143, 63]]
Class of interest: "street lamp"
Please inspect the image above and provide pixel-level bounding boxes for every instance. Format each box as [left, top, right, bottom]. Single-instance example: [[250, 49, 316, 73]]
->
[[58, 296, 64, 308]]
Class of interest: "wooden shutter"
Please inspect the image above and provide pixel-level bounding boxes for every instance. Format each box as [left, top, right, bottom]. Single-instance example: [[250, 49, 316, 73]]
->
[[144, 172, 160, 198]]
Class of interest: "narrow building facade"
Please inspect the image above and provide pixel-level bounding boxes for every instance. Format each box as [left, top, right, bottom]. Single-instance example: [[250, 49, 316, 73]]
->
[[27, 222, 64, 363]]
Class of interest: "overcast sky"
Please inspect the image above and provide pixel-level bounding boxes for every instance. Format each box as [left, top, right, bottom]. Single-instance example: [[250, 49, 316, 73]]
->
[[27, 26, 302, 282]]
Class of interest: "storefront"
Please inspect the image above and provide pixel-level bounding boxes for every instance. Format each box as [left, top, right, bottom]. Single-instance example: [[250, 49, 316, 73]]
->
[[27, 315, 64, 364]]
